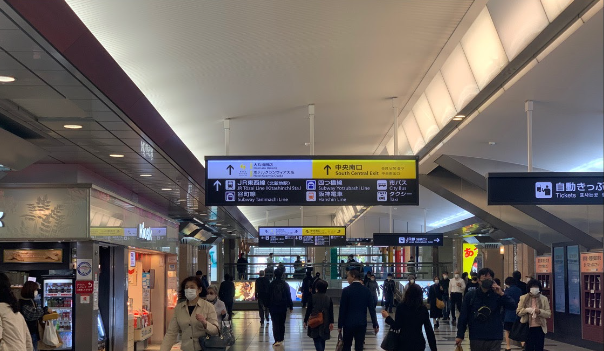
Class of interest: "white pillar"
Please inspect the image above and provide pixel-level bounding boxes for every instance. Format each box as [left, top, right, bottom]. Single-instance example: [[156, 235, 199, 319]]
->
[[392, 97, 399, 156], [308, 104, 315, 156], [224, 119, 231, 156], [525, 101, 533, 172]]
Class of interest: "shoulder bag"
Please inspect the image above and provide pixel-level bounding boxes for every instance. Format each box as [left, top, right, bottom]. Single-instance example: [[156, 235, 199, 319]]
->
[[380, 328, 400, 351], [200, 322, 228, 351], [509, 296, 530, 342]]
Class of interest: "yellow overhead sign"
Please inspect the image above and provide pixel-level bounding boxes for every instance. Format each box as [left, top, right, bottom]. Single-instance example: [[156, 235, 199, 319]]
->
[[302, 227, 346, 236], [90, 227, 124, 236], [311, 159, 416, 179]]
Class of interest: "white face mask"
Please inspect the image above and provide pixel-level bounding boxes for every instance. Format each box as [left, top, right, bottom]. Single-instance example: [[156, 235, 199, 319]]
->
[[434, 280, 439, 284], [387, 277, 392, 280], [184, 288, 198, 301], [409, 279, 415, 284], [530, 287, 540, 295], [454, 274, 460, 279]]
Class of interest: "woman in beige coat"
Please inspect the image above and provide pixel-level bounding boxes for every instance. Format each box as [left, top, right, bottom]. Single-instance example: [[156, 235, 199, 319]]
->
[[516, 279, 551, 351], [160, 277, 219, 351]]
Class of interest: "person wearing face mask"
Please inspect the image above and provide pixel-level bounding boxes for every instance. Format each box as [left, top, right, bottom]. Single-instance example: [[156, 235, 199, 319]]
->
[[517, 279, 551, 351], [206, 285, 228, 324], [449, 271, 466, 325], [383, 273, 397, 313], [440, 272, 451, 322], [455, 268, 516, 351], [20, 281, 47, 351], [465, 273, 480, 293], [160, 276, 218, 351], [428, 276, 444, 328]]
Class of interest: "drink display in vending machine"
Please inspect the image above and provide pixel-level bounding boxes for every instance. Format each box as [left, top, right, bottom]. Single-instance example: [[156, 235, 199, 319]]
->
[[43, 278, 74, 350]]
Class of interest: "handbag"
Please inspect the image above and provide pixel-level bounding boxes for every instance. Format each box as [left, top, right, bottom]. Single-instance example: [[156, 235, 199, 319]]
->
[[221, 321, 235, 346], [436, 298, 445, 309], [380, 328, 400, 351], [455, 344, 463, 351], [335, 331, 344, 351], [199, 323, 228, 351], [308, 311, 324, 328], [509, 319, 529, 342]]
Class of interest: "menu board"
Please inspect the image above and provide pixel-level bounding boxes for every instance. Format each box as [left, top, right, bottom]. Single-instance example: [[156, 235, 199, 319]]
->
[[205, 156, 419, 206]]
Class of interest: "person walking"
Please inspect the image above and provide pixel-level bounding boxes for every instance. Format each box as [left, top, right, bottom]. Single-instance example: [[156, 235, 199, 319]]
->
[[381, 284, 437, 351], [303, 280, 334, 351], [366, 273, 379, 309], [517, 279, 551, 351], [455, 268, 516, 351], [440, 271, 451, 322], [301, 271, 314, 308], [383, 273, 396, 313], [237, 253, 248, 280], [428, 276, 444, 328], [205, 285, 229, 324], [312, 272, 322, 294], [294, 256, 304, 278], [159, 276, 219, 351], [255, 270, 271, 325], [465, 273, 480, 293], [513, 271, 528, 294], [338, 269, 379, 351], [503, 277, 523, 351], [196, 270, 209, 290], [0, 273, 33, 351], [266, 253, 275, 279], [267, 269, 293, 346], [219, 274, 235, 320], [449, 270, 465, 325], [19, 281, 47, 351]]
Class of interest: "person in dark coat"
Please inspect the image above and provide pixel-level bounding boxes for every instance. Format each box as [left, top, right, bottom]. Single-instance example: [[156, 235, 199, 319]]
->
[[503, 277, 523, 351], [366, 273, 379, 308], [428, 276, 444, 328], [383, 273, 396, 313], [304, 280, 334, 351], [382, 283, 437, 351], [267, 268, 293, 346], [513, 271, 528, 294], [219, 274, 235, 320], [237, 253, 248, 280], [255, 270, 271, 325], [338, 269, 379, 351], [301, 271, 314, 308]]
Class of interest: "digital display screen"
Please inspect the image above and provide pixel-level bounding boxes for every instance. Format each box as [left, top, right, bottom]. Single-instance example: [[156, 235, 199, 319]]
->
[[234, 281, 302, 302], [205, 156, 419, 206]]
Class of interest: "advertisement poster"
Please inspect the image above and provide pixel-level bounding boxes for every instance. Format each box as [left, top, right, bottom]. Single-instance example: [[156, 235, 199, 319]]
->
[[553, 247, 566, 313], [536, 256, 552, 273], [581, 252, 603, 273], [567, 246, 580, 315], [462, 244, 479, 275], [234, 281, 303, 302], [209, 246, 218, 282]]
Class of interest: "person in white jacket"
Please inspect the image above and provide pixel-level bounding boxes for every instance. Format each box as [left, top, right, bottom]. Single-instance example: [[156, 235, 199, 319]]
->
[[0, 273, 33, 351]]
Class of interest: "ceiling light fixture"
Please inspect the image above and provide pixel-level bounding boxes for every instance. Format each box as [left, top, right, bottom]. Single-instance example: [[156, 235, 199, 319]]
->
[[0, 76, 16, 83], [452, 115, 466, 121], [109, 154, 124, 158], [488, 141, 496, 146], [63, 124, 83, 129], [140, 174, 152, 177], [161, 188, 172, 191]]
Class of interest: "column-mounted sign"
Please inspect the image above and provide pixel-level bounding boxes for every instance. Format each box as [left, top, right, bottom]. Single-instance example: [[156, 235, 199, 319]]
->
[[535, 256, 552, 274], [205, 156, 418, 206], [581, 252, 603, 273], [373, 233, 444, 246], [258, 226, 346, 247], [488, 172, 603, 205]]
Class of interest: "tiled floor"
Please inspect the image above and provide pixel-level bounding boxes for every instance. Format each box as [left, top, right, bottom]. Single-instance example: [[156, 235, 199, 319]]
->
[[150, 307, 596, 351]]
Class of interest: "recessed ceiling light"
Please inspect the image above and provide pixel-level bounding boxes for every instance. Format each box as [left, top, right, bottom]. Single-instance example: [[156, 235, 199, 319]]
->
[[488, 141, 496, 146], [109, 154, 124, 158], [140, 174, 152, 177], [452, 115, 465, 121], [161, 188, 172, 191], [0, 76, 16, 83], [63, 124, 83, 129]]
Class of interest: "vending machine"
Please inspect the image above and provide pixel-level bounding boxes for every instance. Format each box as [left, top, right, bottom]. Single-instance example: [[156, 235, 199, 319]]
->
[[42, 277, 74, 350]]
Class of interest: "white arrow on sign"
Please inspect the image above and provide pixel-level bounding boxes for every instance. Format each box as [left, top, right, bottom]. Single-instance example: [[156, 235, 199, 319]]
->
[[213, 180, 222, 191], [434, 238, 440, 242]]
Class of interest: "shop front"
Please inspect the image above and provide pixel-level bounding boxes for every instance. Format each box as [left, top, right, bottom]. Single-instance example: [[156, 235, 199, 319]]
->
[[0, 185, 179, 351]]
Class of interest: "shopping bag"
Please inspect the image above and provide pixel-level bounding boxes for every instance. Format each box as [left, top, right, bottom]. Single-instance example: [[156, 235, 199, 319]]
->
[[509, 319, 529, 342], [42, 321, 60, 347], [335, 331, 344, 351], [454, 344, 463, 351], [380, 328, 400, 351]]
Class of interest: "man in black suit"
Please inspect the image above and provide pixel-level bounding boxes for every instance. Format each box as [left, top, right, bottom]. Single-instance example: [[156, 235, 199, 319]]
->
[[513, 270, 527, 294], [338, 269, 379, 351]]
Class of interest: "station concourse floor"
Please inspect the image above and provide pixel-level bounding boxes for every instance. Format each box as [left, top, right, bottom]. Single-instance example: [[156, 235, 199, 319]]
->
[[148, 307, 594, 351]]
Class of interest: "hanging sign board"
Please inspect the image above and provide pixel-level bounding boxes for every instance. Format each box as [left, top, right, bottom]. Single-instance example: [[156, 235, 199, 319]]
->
[[535, 256, 552, 274], [373, 233, 444, 246], [488, 172, 603, 205], [258, 226, 346, 247], [581, 252, 603, 273], [205, 156, 418, 206]]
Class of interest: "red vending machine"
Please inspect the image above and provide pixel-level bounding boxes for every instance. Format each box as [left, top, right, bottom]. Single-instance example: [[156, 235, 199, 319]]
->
[[580, 252, 603, 344], [535, 255, 554, 333]]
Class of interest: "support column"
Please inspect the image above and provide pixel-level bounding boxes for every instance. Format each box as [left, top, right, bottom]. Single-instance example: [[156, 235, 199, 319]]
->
[[392, 97, 399, 156], [224, 119, 231, 156], [525, 100, 533, 172]]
